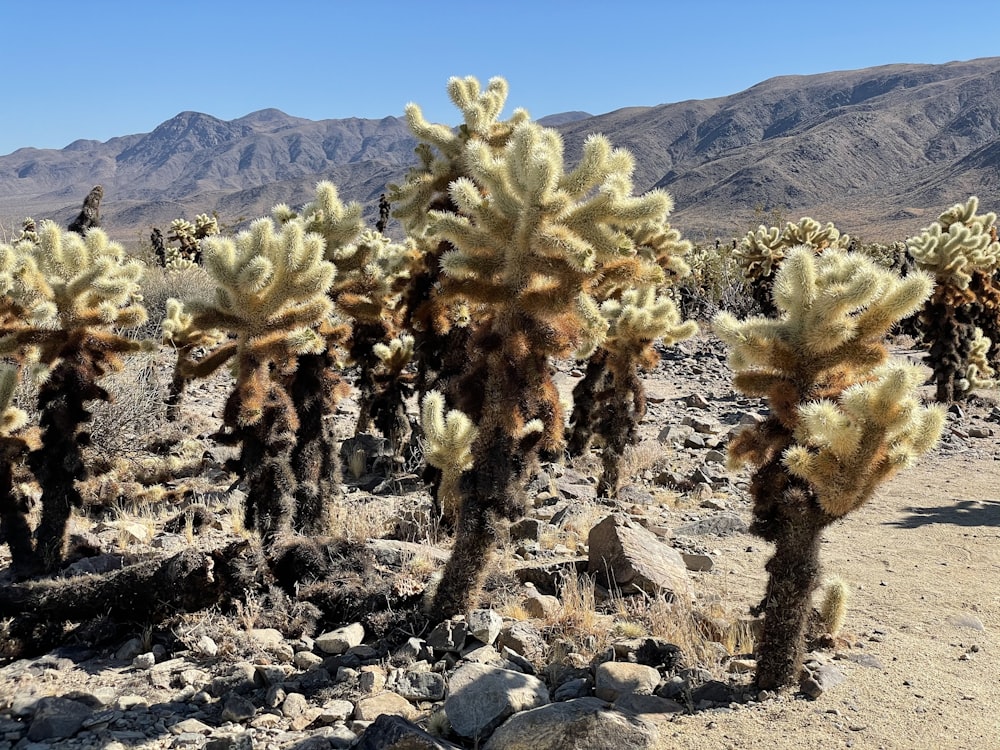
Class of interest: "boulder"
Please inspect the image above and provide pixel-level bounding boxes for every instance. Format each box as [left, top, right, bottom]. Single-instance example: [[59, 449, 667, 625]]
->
[[444, 663, 549, 740], [482, 697, 660, 750], [587, 514, 690, 598]]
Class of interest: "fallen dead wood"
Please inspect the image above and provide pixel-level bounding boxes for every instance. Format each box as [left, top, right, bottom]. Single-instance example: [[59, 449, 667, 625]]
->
[[0, 541, 258, 660]]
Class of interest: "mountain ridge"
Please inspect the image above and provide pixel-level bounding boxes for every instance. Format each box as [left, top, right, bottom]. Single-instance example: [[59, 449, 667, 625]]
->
[[3, 57, 999, 243]]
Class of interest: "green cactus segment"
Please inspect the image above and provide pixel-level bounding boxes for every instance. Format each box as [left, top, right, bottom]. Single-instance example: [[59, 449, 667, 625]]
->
[[714, 246, 943, 690], [906, 196, 1000, 401], [783, 362, 944, 516], [907, 197, 1000, 288], [736, 217, 851, 280], [965, 327, 997, 391]]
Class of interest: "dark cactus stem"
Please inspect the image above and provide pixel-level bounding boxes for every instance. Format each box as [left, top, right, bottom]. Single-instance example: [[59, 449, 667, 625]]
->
[[289, 351, 342, 535], [567, 349, 611, 457], [749, 460, 835, 690], [970, 271, 1000, 370], [165, 366, 187, 422], [223, 383, 299, 546], [752, 274, 778, 318], [0, 452, 36, 579], [596, 366, 643, 500], [431, 424, 529, 617], [922, 288, 975, 403], [28, 356, 105, 573], [350, 321, 387, 435]]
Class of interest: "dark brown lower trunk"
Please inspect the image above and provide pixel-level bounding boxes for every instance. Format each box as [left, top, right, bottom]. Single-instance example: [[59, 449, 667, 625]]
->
[[290, 352, 342, 535], [750, 468, 833, 690], [28, 359, 104, 573], [0, 459, 36, 579], [567, 351, 610, 457]]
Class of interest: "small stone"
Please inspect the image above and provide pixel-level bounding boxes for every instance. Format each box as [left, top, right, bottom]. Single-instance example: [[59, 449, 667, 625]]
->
[[316, 623, 366, 655], [727, 658, 756, 674], [294, 651, 324, 670], [220, 693, 256, 723], [318, 699, 354, 724], [426, 619, 468, 653], [685, 393, 712, 409], [948, 614, 986, 631], [360, 665, 388, 694], [968, 426, 992, 438], [800, 663, 847, 699], [497, 621, 547, 661], [195, 635, 218, 657], [170, 719, 213, 736], [27, 697, 93, 742], [467, 609, 503, 646], [354, 692, 418, 722], [681, 553, 714, 572], [281, 692, 309, 718], [395, 670, 446, 701], [522, 593, 561, 619], [116, 637, 145, 661], [445, 663, 549, 739], [594, 662, 660, 701], [132, 652, 156, 670]]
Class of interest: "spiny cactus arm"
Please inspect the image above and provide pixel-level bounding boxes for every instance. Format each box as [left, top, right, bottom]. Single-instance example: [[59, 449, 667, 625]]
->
[[372, 334, 414, 374], [300, 181, 365, 253], [783, 363, 945, 516], [600, 287, 698, 362], [0, 365, 28, 437], [907, 197, 1000, 287], [964, 328, 997, 391], [178, 342, 239, 380], [162, 298, 226, 350], [421, 391, 477, 474]]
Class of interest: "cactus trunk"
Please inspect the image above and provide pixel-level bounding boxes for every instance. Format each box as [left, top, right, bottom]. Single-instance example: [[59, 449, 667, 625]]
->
[[0, 460, 35, 579], [290, 351, 342, 535], [751, 465, 831, 689], [28, 355, 105, 572]]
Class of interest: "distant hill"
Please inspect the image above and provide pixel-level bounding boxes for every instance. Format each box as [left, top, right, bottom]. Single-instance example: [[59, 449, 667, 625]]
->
[[3, 58, 1000, 244]]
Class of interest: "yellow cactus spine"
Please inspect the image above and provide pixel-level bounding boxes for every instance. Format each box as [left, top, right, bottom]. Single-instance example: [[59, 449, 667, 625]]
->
[[714, 246, 942, 690]]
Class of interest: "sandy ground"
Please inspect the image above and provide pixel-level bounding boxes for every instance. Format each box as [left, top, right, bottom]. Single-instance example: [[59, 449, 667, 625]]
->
[[658, 448, 1000, 750]]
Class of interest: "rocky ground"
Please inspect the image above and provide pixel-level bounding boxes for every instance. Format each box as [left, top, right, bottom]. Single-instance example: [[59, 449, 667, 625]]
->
[[1, 334, 998, 750]]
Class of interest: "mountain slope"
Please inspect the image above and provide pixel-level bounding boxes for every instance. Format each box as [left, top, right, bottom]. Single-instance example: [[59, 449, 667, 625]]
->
[[2, 58, 999, 242]]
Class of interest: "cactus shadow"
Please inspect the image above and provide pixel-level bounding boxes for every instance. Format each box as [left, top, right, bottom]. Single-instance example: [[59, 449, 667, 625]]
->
[[889, 499, 1000, 528]]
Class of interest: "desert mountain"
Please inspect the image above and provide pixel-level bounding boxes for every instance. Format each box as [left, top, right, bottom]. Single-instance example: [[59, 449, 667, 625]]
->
[[1, 58, 998, 243]]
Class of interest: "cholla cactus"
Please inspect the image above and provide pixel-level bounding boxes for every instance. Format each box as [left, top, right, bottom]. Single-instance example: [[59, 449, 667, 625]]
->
[[167, 214, 219, 268], [161, 299, 234, 421], [568, 218, 698, 497], [907, 197, 1000, 401], [177, 216, 336, 541], [735, 217, 851, 316], [421, 391, 477, 522], [714, 247, 943, 689], [0, 221, 151, 572], [391, 76, 530, 400], [420, 97, 678, 615], [0, 365, 39, 578]]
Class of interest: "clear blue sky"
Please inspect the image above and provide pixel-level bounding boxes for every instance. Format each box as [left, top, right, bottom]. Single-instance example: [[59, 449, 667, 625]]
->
[[4, 0, 999, 156]]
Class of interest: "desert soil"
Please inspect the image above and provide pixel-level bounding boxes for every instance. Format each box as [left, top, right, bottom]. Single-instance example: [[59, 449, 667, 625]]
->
[[1, 333, 999, 750]]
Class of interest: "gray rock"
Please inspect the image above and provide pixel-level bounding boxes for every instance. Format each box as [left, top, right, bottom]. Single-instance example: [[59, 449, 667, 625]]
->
[[681, 552, 714, 572], [132, 652, 156, 670], [613, 692, 685, 716], [553, 677, 591, 701], [482, 697, 660, 750], [467, 609, 504, 646], [594, 662, 661, 701], [116, 637, 145, 662], [354, 714, 460, 749], [497, 621, 547, 661], [281, 692, 309, 718], [522, 592, 561, 619], [27, 697, 93, 741], [195, 635, 219, 657], [682, 414, 721, 434], [316, 623, 366, 654], [318, 699, 354, 723], [294, 650, 324, 670], [396, 670, 446, 701], [205, 732, 253, 750], [426, 619, 468, 652], [220, 693, 256, 723], [800, 662, 847, 699], [444, 663, 549, 740], [587, 514, 691, 598], [510, 517, 543, 541], [675, 512, 748, 537]]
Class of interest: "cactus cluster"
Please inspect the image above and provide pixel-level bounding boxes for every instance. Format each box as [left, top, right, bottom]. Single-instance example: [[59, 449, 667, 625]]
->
[[714, 246, 943, 688], [0, 221, 152, 572], [568, 218, 697, 497], [907, 197, 1000, 401], [735, 217, 851, 316]]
